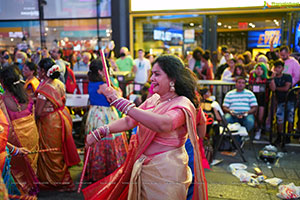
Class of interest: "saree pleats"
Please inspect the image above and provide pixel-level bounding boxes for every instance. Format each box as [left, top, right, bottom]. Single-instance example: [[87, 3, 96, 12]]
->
[[37, 110, 74, 190], [128, 147, 192, 200]]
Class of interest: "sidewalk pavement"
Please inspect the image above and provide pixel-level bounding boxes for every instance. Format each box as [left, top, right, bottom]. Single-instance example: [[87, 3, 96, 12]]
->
[[206, 141, 300, 200]]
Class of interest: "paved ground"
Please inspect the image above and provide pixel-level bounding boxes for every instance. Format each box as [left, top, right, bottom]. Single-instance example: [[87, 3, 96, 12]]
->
[[207, 140, 300, 200], [37, 139, 300, 200]]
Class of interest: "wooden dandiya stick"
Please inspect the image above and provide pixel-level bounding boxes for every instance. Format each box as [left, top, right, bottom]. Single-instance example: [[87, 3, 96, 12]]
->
[[27, 148, 59, 154], [77, 49, 111, 193], [9, 194, 37, 200]]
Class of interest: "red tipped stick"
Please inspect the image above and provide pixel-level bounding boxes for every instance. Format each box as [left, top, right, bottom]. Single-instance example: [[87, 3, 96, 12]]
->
[[100, 49, 111, 87], [77, 146, 90, 193], [78, 49, 111, 193]]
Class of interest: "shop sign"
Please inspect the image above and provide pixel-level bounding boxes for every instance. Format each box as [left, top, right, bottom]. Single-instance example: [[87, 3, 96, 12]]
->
[[248, 29, 281, 48], [153, 28, 183, 42]]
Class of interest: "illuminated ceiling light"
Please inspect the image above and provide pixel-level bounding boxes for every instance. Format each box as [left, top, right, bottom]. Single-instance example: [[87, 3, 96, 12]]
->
[[249, 23, 253, 26], [44, 33, 47, 36], [10, 38, 14, 41], [224, 25, 227, 28], [228, 26, 232, 29], [217, 22, 222, 26], [273, 19, 278, 22], [190, 23, 194, 26], [45, 27, 49, 31], [251, 24, 255, 28], [53, 28, 56, 31], [198, 25, 202, 28]]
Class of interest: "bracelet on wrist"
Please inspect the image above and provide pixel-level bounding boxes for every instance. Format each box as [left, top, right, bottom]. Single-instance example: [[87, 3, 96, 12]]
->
[[91, 131, 99, 142], [10, 146, 15, 154]]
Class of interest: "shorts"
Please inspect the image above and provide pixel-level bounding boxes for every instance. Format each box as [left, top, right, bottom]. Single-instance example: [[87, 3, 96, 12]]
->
[[276, 102, 295, 124]]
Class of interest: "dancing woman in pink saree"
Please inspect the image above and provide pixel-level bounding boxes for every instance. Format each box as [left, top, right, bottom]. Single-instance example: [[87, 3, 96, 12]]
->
[[84, 55, 208, 200]]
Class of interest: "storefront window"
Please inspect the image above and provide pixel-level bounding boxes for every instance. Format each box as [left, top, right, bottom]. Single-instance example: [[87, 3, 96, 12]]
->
[[43, 0, 97, 19], [133, 14, 204, 57], [217, 14, 283, 53], [0, 21, 40, 51], [98, 0, 111, 17], [44, 18, 111, 51], [0, 0, 39, 20]]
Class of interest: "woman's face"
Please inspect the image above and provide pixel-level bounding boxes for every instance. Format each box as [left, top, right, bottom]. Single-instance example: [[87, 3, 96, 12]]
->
[[228, 60, 235, 68], [236, 67, 242, 75], [22, 65, 33, 78], [237, 59, 244, 65], [150, 63, 172, 95], [256, 66, 264, 77]]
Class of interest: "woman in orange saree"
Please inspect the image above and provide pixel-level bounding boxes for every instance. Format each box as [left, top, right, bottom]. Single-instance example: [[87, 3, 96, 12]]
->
[[0, 66, 39, 196], [84, 55, 208, 200], [22, 61, 40, 99], [0, 100, 10, 200], [36, 58, 80, 191]]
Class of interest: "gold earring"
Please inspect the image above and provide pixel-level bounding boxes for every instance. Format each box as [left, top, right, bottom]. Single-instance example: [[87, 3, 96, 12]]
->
[[170, 81, 175, 92]]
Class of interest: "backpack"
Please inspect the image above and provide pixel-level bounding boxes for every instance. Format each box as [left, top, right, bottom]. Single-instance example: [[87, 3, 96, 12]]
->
[[64, 64, 77, 94]]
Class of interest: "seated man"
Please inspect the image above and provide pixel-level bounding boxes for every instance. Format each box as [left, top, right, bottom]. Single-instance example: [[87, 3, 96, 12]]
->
[[222, 76, 258, 132]]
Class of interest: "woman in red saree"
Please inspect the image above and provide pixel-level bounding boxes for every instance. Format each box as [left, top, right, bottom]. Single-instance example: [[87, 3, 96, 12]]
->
[[84, 55, 208, 200], [0, 66, 39, 196], [36, 58, 80, 191]]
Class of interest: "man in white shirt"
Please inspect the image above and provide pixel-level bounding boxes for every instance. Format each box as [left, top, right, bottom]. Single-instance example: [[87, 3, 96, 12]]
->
[[134, 49, 151, 84], [73, 52, 91, 72]]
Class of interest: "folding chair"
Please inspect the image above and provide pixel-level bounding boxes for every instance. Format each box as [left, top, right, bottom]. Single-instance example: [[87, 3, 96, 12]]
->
[[211, 101, 247, 162]]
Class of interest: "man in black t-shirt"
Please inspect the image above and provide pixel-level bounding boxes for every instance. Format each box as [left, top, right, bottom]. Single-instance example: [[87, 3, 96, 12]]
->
[[269, 59, 294, 143]]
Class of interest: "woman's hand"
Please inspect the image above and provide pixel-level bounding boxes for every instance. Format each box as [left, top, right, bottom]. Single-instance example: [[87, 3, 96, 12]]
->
[[86, 134, 97, 147], [18, 147, 30, 156], [97, 85, 120, 103]]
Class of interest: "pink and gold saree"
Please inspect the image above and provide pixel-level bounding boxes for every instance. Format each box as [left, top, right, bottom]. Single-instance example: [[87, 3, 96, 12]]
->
[[83, 94, 208, 200]]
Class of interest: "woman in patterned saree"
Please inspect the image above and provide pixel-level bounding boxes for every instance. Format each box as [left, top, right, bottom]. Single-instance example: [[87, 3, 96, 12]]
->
[[36, 58, 80, 191], [84, 55, 208, 200], [84, 59, 128, 182], [0, 66, 39, 196]]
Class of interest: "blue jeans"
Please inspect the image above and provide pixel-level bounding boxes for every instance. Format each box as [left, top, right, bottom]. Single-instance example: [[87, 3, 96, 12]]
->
[[224, 113, 255, 132]]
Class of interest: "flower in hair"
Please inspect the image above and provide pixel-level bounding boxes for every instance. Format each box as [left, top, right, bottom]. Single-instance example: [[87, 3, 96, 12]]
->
[[46, 65, 60, 77], [13, 80, 21, 85]]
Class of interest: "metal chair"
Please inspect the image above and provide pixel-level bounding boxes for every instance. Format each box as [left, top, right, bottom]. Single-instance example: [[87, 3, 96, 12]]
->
[[211, 101, 247, 162]]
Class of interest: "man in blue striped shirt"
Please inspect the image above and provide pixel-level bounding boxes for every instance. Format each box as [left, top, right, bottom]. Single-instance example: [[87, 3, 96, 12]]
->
[[223, 76, 258, 132]]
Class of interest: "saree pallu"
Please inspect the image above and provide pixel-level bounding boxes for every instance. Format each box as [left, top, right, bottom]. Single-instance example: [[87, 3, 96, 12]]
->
[[0, 106, 9, 200], [83, 95, 208, 200], [128, 147, 192, 200], [84, 106, 128, 182], [2, 148, 21, 196], [0, 173, 8, 200], [0, 105, 9, 171], [11, 113, 39, 173], [24, 77, 40, 98], [36, 82, 80, 190]]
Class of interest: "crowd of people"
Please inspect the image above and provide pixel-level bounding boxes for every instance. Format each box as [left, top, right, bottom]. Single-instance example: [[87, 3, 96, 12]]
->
[[0, 38, 300, 199]]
